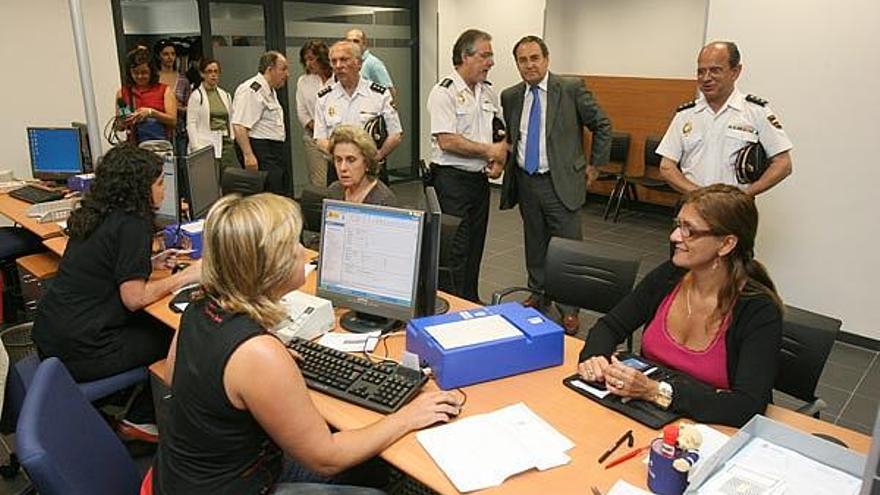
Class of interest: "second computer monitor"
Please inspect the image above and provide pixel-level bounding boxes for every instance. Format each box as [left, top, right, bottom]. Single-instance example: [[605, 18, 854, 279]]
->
[[316, 200, 424, 333], [26, 127, 84, 182], [186, 145, 221, 220]]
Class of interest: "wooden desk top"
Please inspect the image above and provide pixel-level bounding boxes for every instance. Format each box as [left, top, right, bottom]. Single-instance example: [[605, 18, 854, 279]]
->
[[144, 266, 872, 495], [0, 193, 63, 239], [43, 236, 68, 257]]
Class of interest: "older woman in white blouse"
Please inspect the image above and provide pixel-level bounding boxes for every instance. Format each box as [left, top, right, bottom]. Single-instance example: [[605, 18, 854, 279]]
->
[[295, 40, 333, 186], [186, 58, 239, 171]]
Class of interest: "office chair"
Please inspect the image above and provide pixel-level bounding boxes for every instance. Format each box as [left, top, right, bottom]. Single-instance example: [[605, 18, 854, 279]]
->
[[606, 135, 679, 222], [418, 159, 433, 188], [491, 238, 640, 344], [592, 132, 630, 220], [775, 305, 842, 418], [221, 167, 267, 196], [16, 357, 142, 495], [437, 214, 463, 295]]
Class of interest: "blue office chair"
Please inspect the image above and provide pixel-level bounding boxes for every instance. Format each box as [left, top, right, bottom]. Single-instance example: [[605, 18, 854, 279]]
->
[[15, 357, 142, 495]]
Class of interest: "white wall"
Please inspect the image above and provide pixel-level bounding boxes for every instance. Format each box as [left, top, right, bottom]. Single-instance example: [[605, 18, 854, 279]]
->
[[545, 0, 707, 78], [0, 0, 119, 180], [706, 0, 880, 339]]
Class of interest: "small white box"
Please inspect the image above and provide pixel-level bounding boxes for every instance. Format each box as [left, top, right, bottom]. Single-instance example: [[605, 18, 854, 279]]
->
[[272, 290, 335, 343]]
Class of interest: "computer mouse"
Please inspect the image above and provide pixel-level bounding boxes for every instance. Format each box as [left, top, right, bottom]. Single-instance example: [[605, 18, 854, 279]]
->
[[172, 262, 190, 274]]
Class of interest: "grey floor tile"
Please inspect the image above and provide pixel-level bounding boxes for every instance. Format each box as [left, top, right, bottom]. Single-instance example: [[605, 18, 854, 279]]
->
[[817, 362, 866, 391], [838, 393, 880, 426], [827, 342, 877, 370], [854, 358, 880, 398]]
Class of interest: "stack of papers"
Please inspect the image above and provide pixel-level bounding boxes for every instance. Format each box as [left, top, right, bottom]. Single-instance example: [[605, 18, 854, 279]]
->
[[318, 331, 379, 352], [416, 402, 574, 492], [607, 480, 653, 495]]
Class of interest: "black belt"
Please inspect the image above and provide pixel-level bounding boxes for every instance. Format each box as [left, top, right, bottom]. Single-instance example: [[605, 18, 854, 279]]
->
[[430, 163, 485, 176]]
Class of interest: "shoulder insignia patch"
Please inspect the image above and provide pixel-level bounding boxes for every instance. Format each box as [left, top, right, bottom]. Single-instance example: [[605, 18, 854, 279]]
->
[[676, 100, 696, 112], [484, 80, 493, 86], [439, 78, 453, 88], [249, 81, 261, 92], [370, 82, 387, 94], [767, 114, 783, 129], [317, 86, 332, 98], [746, 94, 768, 106]]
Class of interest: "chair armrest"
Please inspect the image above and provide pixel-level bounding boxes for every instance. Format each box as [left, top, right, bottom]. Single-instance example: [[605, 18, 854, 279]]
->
[[796, 398, 827, 418], [491, 287, 541, 305]]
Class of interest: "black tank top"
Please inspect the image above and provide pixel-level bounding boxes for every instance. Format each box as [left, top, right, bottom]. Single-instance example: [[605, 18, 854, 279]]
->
[[156, 298, 282, 494]]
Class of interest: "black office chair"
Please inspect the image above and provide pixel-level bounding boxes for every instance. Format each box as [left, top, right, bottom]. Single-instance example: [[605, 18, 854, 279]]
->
[[492, 238, 640, 342], [298, 185, 330, 250], [418, 159, 433, 188], [594, 132, 630, 220], [221, 167, 267, 196], [775, 305, 842, 418], [437, 214, 463, 295], [606, 135, 679, 222]]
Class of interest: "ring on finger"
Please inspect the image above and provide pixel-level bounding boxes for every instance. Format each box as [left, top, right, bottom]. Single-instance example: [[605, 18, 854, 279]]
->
[[616, 379, 625, 388]]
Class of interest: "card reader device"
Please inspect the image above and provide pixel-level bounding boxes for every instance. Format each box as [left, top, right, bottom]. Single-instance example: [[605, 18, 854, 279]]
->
[[406, 302, 564, 389], [272, 290, 335, 344]]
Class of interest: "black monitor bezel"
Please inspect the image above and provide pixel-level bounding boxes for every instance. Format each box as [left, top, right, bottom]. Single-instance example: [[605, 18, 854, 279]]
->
[[185, 145, 221, 220]]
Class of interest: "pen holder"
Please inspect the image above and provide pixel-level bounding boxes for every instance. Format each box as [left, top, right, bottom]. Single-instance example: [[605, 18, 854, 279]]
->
[[647, 438, 688, 495]]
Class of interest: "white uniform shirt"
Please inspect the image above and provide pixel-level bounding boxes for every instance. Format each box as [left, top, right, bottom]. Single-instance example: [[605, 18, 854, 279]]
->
[[515, 73, 550, 174], [428, 70, 502, 173], [295, 73, 331, 131], [657, 89, 793, 187], [312, 78, 401, 140], [231, 73, 285, 142]]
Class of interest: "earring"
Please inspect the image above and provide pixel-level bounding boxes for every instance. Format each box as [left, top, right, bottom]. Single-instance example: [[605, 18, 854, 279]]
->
[[712, 257, 720, 270]]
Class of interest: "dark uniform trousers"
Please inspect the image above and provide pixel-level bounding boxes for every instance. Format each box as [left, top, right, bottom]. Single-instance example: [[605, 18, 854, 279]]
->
[[251, 138, 288, 195], [516, 167, 582, 294], [431, 165, 489, 303]]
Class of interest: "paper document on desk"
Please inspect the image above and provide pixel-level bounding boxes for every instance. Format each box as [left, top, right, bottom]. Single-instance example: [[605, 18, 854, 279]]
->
[[694, 438, 862, 495], [416, 402, 574, 492], [607, 480, 653, 495], [424, 314, 522, 350]]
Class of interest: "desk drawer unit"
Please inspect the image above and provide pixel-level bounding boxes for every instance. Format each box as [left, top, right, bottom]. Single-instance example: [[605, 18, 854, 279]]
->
[[16, 253, 59, 321]]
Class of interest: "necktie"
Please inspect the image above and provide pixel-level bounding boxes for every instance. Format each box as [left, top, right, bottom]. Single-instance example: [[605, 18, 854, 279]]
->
[[524, 85, 542, 175]]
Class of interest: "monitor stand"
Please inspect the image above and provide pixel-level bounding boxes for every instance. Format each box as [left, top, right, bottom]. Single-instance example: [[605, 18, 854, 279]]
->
[[434, 296, 450, 315], [340, 310, 401, 334]]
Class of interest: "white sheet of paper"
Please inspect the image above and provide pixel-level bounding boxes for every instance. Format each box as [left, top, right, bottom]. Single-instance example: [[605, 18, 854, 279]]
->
[[318, 331, 380, 352], [416, 402, 574, 492], [424, 314, 522, 350], [567, 376, 610, 399], [607, 480, 653, 495]]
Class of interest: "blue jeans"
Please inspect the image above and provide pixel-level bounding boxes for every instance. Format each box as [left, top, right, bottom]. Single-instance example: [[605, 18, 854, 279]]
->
[[271, 457, 385, 495]]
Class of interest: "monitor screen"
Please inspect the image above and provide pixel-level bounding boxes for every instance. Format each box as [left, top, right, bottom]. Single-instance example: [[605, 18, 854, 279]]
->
[[186, 145, 221, 220], [317, 200, 424, 328], [27, 127, 84, 181]]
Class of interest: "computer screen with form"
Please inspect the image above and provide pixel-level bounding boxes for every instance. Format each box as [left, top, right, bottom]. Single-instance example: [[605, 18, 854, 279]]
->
[[27, 127, 84, 181], [317, 200, 424, 333]]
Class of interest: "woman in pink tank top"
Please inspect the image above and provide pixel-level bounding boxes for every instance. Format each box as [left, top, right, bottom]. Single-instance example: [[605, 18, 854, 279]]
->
[[576, 185, 784, 426]]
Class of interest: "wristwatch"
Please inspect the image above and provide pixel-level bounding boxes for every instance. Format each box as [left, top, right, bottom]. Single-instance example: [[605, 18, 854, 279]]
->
[[654, 381, 673, 409]]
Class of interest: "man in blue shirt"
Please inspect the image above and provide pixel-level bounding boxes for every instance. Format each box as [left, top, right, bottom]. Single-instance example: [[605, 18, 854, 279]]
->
[[346, 28, 397, 104]]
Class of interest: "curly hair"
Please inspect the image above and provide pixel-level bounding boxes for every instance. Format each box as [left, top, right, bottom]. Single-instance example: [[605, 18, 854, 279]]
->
[[67, 144, 162, 240]]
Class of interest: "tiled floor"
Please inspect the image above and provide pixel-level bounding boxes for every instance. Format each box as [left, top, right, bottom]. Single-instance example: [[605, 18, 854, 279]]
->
[[395, 181, 880, 435]]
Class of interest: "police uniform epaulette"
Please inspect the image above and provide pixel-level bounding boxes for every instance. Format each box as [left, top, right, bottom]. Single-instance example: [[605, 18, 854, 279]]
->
[[745, 94, 768, 106], [317, 86, 332, 98], [439, 78, 453, 88], [370, 82, 387, 94], [676, 100, 696, 112], [249, 81, 262, 92], [484, 80, 492, 86]]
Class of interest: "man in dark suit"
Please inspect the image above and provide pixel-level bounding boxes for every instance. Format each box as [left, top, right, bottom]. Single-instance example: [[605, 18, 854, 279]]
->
[[500, 35, 612, 335]]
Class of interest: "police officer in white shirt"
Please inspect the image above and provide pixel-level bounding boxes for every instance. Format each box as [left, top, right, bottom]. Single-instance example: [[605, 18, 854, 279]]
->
[[427, 29, 506, 303], [232, 51, 290, 195], [658, 41, 793, 196], [314, 40, 402, 184]]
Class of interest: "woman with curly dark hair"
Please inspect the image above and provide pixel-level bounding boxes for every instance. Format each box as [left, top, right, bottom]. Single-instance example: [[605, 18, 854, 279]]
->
[[33, 144, 200, 439]]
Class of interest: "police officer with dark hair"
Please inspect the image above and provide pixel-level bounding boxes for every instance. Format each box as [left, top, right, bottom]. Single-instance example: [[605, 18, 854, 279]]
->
[[426, 29, 506, 303], [232, 51, 290, 195]]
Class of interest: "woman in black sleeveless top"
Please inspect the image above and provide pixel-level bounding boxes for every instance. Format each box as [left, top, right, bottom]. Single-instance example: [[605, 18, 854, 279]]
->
[[155, 194, 462, 494]]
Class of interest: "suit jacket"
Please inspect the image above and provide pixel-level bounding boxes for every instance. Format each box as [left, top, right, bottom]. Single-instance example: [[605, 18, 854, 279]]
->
[[500, 73, 612, 211]]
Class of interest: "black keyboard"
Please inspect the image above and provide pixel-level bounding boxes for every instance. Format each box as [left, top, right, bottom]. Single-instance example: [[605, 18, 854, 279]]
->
[[288, 337, 427, 414], [9, 185, 65, 204]]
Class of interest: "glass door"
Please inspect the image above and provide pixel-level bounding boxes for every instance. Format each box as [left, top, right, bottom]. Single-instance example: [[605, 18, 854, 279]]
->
[[207, 2, 268, 99]]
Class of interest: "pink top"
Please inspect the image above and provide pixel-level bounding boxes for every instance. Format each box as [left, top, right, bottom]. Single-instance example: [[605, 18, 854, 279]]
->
[[642, 283, 731, 389]]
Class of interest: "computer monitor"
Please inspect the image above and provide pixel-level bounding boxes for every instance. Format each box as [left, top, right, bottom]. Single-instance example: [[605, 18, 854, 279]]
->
[[416, 186, 450, 316], [70, 122, 94, 172], [185, 145, 221, 220], [316, 200, 424, 333], [26, 127, 84, 182]]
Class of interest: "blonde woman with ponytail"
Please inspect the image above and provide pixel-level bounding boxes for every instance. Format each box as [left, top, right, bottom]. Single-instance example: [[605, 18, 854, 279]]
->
[[576, 184, 783, 427], [156, 193, 462, 495]]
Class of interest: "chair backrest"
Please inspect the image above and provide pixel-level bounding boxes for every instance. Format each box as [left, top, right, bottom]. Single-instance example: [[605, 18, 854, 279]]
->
[[544, 237, 641, 313], [299, 185, 330, 233], [609, 132, 631, 164], [221, 167, 267, 196], [776, 305, 841, 403], [644, 136, 663, 170], [437, 214, 463, 292], [16, 358, 141, 495]]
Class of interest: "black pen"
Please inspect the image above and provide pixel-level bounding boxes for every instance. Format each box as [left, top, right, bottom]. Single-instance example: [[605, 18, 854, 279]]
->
[[597, 429, 634, 463]]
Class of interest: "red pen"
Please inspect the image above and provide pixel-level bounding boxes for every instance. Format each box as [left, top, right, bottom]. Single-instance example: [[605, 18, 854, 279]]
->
[[604, 445, 650, 469]]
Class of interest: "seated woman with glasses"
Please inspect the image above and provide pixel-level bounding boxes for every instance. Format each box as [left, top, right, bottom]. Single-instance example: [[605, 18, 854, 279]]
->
[[155, 193, 461, 494], [326, 125, 397, 206], [576, 184, 783, 427]]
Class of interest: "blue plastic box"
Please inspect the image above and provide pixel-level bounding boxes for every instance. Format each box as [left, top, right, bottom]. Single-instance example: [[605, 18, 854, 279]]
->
[[67, 173, 94, 193], [406, 302, 564, 390], [162, 220, 204, 258]]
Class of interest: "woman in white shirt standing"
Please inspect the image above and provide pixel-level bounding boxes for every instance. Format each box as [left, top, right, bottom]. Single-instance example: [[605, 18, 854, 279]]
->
[[186, 58, 239, 171], [295, 40, 333, 186]]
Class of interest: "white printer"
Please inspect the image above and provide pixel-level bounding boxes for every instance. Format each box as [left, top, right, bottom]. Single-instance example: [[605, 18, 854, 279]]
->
[[272, 291, 335, 343]]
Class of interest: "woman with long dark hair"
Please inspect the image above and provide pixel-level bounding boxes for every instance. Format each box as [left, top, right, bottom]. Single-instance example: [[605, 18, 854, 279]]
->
[[577, 184, 783, 426], [33, 144, 200, 437], [295, 40, 333, 186], [117, 47, 177, 144]]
